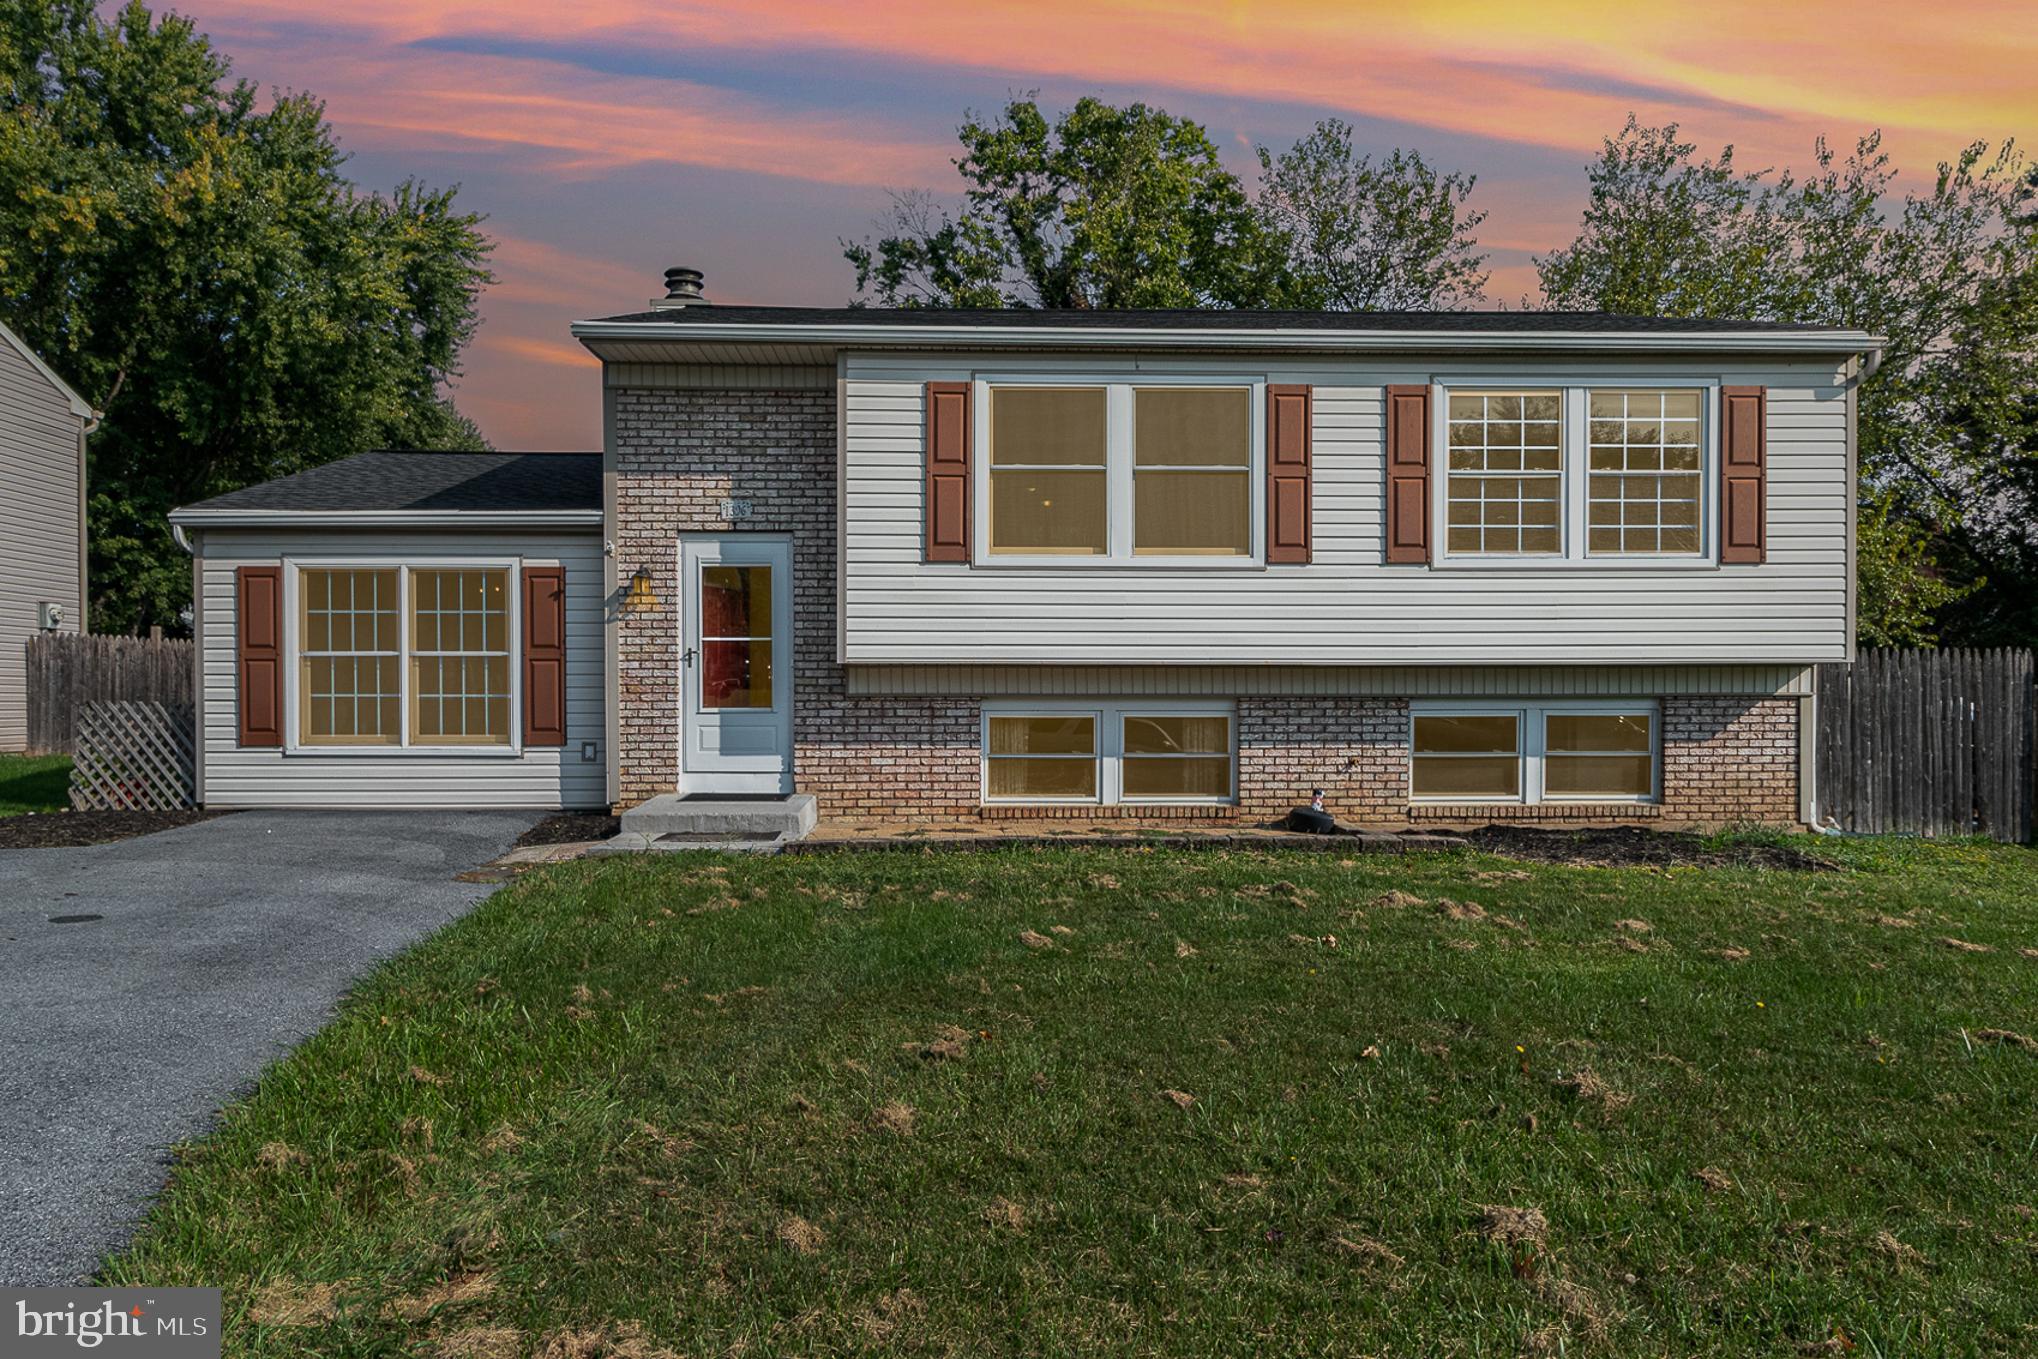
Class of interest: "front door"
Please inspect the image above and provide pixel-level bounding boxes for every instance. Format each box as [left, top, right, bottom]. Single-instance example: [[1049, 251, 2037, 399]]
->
[[680, 535, 792, 794]]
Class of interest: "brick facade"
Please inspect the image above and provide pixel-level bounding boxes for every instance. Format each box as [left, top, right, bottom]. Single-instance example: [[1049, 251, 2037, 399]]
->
[[612, 387, 1803, 829]]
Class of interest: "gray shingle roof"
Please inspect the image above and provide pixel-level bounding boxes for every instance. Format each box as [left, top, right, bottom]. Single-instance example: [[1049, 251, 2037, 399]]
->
[[178, 451, 599, 515], [583, 304, 1837, 333]]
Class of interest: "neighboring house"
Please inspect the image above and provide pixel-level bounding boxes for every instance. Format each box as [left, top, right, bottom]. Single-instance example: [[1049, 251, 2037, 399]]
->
[[172, 277, 1884, 827], [0, 322, 95, 752]]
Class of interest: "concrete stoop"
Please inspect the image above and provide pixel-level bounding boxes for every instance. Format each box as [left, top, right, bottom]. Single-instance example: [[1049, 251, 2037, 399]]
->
[[594, 793, 818, 855]]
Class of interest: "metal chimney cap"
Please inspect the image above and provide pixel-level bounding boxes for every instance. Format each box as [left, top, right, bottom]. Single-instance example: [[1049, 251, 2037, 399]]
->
[[655, 266, 707, 308]]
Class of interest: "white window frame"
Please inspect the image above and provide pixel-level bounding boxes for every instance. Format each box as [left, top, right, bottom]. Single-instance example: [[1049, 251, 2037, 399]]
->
[[981, 698, 1238, 806], [1409, 699, 1660, 804], [1430, 378, 1718, 569], [971, 375, 1266, 567], [282, 557, 525, 757]]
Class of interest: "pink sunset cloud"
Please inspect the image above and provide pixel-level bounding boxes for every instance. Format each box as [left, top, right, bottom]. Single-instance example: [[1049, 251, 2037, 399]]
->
[[170, 0, 2035, 448]]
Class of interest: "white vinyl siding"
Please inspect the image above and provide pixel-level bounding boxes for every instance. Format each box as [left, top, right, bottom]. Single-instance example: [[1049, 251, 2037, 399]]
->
[[195, 529, 604, 809], [840, 352, 1851, 665], [0, 335, 87, 750]]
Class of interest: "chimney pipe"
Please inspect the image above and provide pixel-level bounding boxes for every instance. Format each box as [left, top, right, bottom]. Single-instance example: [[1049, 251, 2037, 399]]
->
[[654, 266, 707, 309]]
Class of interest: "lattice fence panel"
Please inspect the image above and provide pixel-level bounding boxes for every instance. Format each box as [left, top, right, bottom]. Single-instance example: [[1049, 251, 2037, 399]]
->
[[70, 701, 197, 811]]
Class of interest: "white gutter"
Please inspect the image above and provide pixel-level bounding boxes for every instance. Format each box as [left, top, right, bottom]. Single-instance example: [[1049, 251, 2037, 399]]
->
[[167, 508, 602, 529], [571, 318, 1888, 355]]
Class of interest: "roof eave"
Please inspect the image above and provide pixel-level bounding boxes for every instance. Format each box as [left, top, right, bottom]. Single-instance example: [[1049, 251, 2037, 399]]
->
[[570, 318, 1888, 355], [0, 320, 98, 422], [167, 508, 603, 528]]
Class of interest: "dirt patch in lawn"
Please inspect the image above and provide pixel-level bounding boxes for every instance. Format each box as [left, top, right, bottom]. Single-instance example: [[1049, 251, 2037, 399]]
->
[[1461, 825, 1835, 872], [0, 809, 225, 849], [515, 814, 619, 848]]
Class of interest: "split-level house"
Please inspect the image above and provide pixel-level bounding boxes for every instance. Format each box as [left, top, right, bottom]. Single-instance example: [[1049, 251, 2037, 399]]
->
[[0, 322, 95, 752], [170, 272, 1883, 828]]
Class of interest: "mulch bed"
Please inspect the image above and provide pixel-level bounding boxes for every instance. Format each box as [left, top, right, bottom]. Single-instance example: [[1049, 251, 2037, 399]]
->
[[516, 813, 620, 848], [0, 809, 226, 849], [1460, 825, 1836, 872]]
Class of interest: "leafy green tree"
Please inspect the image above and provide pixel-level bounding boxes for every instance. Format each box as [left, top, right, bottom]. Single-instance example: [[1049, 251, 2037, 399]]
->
[[845, 97, 1276, 309], [1255, 119, 1488, 309], [1538, 118, 2038, 646], [0, 0, 493, 633]]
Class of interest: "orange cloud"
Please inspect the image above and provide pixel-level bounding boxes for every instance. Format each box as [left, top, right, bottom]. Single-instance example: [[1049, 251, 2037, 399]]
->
[[203, 0, 2036, 173]]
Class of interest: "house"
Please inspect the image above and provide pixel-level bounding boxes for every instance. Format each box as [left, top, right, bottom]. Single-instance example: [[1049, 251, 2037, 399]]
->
[[0, 322, 96, 752], [170, 273, 1884, 828]]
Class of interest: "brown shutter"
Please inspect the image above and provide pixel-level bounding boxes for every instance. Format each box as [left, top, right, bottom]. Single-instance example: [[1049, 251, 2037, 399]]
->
[[1384, 384, 1432, 564], [1719, 385, 1767, 564], [925, 381, 971, 562], [521, 566, 567, 745], [235, 566, 284, 747], [1266, 384, 1312, 564]]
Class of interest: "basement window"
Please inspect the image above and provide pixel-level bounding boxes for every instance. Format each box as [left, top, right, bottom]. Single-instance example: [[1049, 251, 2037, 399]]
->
[[983, 701, 1236, 805], [1410, 701, 1658, 803]]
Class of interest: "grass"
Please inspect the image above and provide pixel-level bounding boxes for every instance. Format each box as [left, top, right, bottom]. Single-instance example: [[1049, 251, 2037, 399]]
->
[[0, 753, 71, 815], [107, 837, 2038, 1356]]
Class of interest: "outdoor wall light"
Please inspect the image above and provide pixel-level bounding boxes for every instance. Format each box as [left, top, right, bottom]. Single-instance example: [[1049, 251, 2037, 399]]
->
[[626, 566, 658, 609]]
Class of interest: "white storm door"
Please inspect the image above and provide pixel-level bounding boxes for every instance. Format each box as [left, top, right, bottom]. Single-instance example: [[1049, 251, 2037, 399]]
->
[[679, 535, 792, 793]]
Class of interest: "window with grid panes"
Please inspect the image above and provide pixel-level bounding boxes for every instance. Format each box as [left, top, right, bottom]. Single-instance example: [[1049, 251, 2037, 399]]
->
[[1445, 392, 1563, 554], [1587, 389, 1703, 554], [299, 569, 401, 745], [409, 569, 512, 745]]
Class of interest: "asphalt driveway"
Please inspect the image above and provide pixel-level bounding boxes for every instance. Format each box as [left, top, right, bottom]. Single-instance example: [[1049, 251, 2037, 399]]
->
[[0, 810, 537, 1285]]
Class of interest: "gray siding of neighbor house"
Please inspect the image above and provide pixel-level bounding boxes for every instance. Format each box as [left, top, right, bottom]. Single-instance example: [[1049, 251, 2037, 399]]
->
[[0, 336, 87, 751], [194, 528, 606, 809]]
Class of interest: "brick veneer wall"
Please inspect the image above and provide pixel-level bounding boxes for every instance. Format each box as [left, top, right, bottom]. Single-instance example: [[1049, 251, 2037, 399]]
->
[[1659, 695, 1800, 826], [613, 388, 1801, 826], [1236, 697, 1408, 822]]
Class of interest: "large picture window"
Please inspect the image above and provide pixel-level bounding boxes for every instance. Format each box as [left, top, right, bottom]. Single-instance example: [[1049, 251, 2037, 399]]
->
[[1411, 702, 1658, 802], [1435, 382, 1713, 563], [979, 380, 1260, 563], [293, 563, 521, 751], [983, 703, 1235, 804]]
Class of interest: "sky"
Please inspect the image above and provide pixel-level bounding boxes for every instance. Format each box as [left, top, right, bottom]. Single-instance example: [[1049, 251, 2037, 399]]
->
[[177, 1, 2038, 449]]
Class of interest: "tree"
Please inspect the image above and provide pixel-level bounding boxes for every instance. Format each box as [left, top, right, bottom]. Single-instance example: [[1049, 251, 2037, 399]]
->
[[1255, 119, 1488, 309], [845, 97, 1275, 309], [1538, 118, 2038, 646], [0, 0, 493, 633]]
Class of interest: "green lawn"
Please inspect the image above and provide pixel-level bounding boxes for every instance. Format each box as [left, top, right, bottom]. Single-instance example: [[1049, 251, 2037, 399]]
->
[[107, 838, 2038, 1356], [0, 753, 71, 814]]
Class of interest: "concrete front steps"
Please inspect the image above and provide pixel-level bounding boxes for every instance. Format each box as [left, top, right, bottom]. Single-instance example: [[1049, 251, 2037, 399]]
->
[[596, 793, 818, 854]]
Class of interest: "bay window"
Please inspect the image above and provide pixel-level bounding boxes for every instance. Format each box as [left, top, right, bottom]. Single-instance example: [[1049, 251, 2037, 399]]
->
[[1437, 383, 1714, 562], [980, 380, 1260, 563], [293, 563, 520, 751], [983, 702, 1235, 804], [1411, 702, 1658, 802]]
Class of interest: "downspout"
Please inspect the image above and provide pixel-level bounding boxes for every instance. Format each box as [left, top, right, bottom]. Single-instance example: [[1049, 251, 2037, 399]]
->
[[78, 412, 99, 635]]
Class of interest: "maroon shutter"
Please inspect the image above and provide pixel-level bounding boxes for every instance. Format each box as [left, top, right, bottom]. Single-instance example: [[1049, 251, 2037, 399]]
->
[[1719, 385, 1767, 564], [1266, 384, 1312, 564], [235, 566, 284, 747], [1384, 384, 1432, 564], [925, 381, 971, 562], [521, 566, 567, 745]]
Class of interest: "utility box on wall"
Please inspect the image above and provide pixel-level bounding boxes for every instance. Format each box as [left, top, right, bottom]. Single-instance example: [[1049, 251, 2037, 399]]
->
[[37, 601, 66, 631]]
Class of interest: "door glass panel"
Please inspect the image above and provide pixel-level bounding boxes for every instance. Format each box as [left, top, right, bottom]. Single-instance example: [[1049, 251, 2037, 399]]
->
[[701, 640, 772, 709], [702, 566, 771, 639], [700, 564, 774, 710]]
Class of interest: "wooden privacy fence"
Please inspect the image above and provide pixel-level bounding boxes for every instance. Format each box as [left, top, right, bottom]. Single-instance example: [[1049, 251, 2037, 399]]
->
[[69, 701, 197, 811], [1816, 648, 2035, 842], [25, 632, 194, 755]]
